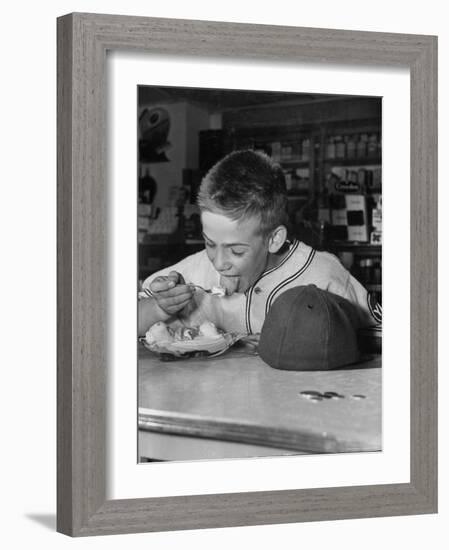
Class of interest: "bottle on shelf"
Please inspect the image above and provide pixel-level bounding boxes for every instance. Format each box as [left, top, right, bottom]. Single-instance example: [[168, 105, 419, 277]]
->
[[271, 141, 281, 162], [284, 170, 293, 192], [359, 258, 374, 284], [367, 133, 378, 158], [356, 134, 368, 158], [346, 135, 356, 159], [335, 135, 346, 159], [326, 137, 336, 160], [301, 138, 311, 161]]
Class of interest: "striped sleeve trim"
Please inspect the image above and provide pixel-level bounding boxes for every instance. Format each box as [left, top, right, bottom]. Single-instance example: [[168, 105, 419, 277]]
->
[[367, 292, 382, 324], [143, 287, 154, 298], [244, 240, 300, 334], [262, 239, 299, 277], [245, 291, 252, 335], [265, 248, 316, 316]]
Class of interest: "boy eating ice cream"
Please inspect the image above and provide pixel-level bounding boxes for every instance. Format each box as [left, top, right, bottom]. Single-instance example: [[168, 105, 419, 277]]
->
[[138, 150, 381, 337]]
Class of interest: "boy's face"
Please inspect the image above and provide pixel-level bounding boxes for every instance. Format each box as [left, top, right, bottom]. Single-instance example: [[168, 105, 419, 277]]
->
[[201, 210, 270, 293]]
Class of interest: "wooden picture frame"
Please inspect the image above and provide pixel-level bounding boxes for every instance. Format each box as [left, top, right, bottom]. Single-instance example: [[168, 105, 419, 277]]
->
[[57, 12, 437, 536]]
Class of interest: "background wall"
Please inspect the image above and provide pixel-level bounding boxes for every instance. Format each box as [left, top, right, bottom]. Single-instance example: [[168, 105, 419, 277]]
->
[[139, 101, 210, 209], [0, 1, 445, 548]]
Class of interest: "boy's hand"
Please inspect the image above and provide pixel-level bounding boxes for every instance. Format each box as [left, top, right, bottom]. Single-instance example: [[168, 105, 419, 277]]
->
[[149, 271, 194, 316]]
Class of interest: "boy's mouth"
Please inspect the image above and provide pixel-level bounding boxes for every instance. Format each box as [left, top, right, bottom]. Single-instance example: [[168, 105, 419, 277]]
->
[[219, 275, 241, 295]]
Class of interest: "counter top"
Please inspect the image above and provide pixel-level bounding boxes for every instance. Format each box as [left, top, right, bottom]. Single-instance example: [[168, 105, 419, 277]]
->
[[138, 342, 381, 459]]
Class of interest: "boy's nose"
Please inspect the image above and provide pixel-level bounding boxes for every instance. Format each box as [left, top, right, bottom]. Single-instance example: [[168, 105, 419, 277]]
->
[[213, 249, 231, 272]]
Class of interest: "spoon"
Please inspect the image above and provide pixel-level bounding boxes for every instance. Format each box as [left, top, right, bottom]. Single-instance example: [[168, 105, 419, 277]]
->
[[190, 284, 226, 297]]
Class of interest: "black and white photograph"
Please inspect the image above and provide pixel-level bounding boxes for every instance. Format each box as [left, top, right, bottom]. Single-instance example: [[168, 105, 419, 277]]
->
[[2, 0, 442, 543], [137, 86, 383, 462]]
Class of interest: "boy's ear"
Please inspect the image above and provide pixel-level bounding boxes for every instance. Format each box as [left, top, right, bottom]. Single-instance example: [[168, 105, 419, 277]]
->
[[268, 225, 288, 253]]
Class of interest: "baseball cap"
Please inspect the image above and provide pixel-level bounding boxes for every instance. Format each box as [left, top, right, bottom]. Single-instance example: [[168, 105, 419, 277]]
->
[[258, 285, 361, 371]]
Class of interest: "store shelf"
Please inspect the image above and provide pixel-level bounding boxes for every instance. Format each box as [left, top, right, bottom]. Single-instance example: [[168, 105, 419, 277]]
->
[[323, 157, 381, 166], [280, 159, 311, 167], [287, 192, 309, 200], [329, 242, 382, 254], [365, 283, 382, 292]]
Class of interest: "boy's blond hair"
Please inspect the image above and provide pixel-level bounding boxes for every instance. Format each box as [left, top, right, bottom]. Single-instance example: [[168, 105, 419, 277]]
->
[[197, 150, 289, 236]]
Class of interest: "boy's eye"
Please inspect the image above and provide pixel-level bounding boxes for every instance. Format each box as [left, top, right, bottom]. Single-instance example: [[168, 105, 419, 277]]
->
[[204, 240, 245, 256]]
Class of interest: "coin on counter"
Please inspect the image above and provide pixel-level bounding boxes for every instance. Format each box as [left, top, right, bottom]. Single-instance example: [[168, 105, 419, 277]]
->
[[323, 391, 345, 399], [300, 390, 322, 397]]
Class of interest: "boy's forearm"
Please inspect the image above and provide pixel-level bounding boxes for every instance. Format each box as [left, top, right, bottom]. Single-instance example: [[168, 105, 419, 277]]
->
[[138, 298, 170, 336]]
